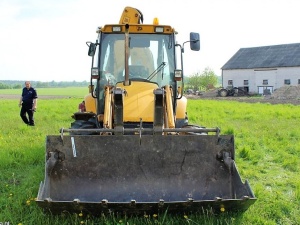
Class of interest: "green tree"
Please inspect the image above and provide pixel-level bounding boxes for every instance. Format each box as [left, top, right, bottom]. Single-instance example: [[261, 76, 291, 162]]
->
[[187, 74, 201, 92], [188, 67, 218, 91], [0, 82, 11, 89], [13, 84, 22, 89]]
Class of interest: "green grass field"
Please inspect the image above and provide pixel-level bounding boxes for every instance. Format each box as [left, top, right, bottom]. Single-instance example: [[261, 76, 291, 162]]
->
[[0, 92, 299, 224], [0, 87, 88, 97]]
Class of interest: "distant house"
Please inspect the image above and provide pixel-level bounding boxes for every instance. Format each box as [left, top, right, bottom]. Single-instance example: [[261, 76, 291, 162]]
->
[[221, 43, 300, 94]]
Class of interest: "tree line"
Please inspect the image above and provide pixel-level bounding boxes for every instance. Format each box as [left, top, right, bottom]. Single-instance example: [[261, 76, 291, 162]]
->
[[185, 67, 220, 92], [0, 80, 90, 89], [1, 69, 221, 91]]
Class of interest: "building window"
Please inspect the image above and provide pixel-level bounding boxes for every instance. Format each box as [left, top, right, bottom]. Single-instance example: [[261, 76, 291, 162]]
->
[[244, 80, 249, 85], [263, 80, 268, 85], [228, 80, 233, 85], [284, 79, 291, 85], [298, 79, 300, 84]]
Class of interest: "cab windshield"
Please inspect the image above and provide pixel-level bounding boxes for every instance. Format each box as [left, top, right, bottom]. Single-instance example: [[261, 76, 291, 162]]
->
[[94, 33, 176, 87]]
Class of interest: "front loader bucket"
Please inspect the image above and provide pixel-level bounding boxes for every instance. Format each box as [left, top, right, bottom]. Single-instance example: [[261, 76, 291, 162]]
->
[[36, 135, 256, 215]]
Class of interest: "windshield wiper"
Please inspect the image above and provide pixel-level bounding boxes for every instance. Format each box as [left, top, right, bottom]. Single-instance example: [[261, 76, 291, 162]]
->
[[147, 62, 167, 80]]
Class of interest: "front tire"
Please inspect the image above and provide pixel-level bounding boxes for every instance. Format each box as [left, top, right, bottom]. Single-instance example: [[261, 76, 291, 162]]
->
[[70, 118, 98, 135]]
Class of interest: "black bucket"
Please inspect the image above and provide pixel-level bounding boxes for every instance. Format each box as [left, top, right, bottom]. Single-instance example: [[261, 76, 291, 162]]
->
[[36, 135, 256, 215]]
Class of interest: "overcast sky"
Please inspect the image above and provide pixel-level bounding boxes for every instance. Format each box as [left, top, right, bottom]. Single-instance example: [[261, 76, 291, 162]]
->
[[1, 0, 299, 82]]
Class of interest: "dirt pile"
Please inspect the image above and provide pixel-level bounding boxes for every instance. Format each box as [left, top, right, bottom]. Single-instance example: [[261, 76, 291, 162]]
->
[[191, 86, 300, 100], [271, 86, 300, 100], [186, 86, 300, 105]]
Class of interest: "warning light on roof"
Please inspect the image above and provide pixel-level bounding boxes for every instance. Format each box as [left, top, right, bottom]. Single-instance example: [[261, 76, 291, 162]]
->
[[153, 17, 159, 25]]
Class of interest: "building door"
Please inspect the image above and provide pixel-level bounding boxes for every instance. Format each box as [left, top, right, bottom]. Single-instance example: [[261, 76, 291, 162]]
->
[[258, 86, 274, 95]]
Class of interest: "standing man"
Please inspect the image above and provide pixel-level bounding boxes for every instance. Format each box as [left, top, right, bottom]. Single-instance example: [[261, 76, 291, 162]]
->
[[19, 81, 38, 126]]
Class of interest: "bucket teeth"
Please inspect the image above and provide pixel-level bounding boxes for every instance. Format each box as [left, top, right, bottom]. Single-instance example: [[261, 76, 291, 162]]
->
[[242, 196, 250, 200], [187, 198, 194, 202], [159, 199, 164, 207], [44, 198, 52, 202], [73, 199, 80, 203], [131, 200, 136, 206]]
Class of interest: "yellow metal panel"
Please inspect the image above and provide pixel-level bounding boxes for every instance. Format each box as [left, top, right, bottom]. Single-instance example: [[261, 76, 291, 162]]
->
[[116, 82, 158, 122], [176, 96, 187, 120], [165, 85, 175, 128], [84, 94, 96, 113], [103, 86, 113, 128], [101, 24, 174, 34], [119, 6, 142, 24]]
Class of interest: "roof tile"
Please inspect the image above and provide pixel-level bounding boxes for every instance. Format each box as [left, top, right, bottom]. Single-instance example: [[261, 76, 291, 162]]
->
[[222, 43, 300, 69]]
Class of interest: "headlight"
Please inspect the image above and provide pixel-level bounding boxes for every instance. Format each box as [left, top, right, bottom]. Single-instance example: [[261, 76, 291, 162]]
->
[[91, 68, 99, 79], [112, 26, 122, 32], [155, 27, 164, 33], [174, 69, 182, 81]]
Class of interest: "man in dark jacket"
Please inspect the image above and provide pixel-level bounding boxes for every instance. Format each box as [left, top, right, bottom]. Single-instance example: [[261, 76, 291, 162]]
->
[[19, 81, 38, 126]]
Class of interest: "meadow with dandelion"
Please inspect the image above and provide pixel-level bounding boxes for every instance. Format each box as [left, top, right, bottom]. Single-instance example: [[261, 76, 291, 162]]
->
[[0, 88, 300, 224]]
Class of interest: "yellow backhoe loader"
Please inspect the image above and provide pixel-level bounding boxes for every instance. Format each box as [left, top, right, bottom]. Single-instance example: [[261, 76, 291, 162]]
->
[[36, 6, 256, 215]]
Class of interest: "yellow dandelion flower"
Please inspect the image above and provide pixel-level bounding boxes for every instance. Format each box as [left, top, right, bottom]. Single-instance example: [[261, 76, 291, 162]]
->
[[153, 214, 158, 218], [18, 223, 23, 225], [184, 215, 188, 219], [144, 214, 149, 218], [119, 220, 123, 223], [79, 212, 83, 217], [26, 200, 31, 205], [220, 207, 225, 212], [80, 221, 84, 224]]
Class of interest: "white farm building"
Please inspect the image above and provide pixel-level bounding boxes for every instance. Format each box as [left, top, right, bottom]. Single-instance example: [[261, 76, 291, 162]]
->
[[221, 43, 300, 95]]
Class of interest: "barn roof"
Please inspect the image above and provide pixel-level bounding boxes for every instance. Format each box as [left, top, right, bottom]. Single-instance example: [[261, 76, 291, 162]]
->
[[221, 43, 300, 70]]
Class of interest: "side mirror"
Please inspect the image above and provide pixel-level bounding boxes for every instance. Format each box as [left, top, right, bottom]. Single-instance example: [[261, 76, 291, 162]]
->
[[87, 42, 96, 56], [190, 32, 200, 51]]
